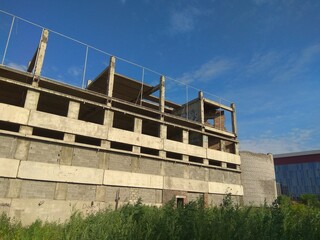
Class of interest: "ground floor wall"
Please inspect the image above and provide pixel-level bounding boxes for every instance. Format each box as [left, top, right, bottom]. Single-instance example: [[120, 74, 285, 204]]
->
[[0, 133, 243, 225]]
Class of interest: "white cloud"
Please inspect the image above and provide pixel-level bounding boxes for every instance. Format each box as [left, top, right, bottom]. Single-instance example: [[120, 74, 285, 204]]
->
[[67, 66, 82, 78], [169, 7, 201, 34], [177, 58, 233, 84], [7, 62, 27, 71], [240, 128, 318, 154]]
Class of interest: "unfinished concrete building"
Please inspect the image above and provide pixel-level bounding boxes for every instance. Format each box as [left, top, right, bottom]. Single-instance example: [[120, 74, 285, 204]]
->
[[0, 29, 242, 224]]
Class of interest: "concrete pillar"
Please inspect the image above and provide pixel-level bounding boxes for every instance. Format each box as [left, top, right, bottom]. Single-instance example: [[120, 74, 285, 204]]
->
[[159, 75, 165, 113], [159, 124, 167, 158], [64, 101, 80, 142], [133, 117, 142, 153], [203, 135, 209, 165], [198, 91, 204, 125], [33, 29, 49, 86], [101, 109, 114, 149], [231, 103, 237, 136], [19, 90, 40, 135], [220, 140, 226, 152], [107, 56, 116, 99], [182, 130, 189, 162], [221, 162, 227, 168]]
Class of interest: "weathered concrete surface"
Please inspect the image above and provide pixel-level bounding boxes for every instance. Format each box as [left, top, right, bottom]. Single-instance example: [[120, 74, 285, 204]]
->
[[240, 151, 277, 205], [104, 170, 163, 189], [18, 161, 104, 185], [0, 103, 29, 124], [0, 158, 20, 178]]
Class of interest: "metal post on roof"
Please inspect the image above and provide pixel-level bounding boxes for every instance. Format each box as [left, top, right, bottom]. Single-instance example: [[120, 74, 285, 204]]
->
[[186, 85, 189, 120], [140, 67, 144, 105], [2, 16, 15, 65], [82, 45, 89, 89], [159, 75, 165, 113]]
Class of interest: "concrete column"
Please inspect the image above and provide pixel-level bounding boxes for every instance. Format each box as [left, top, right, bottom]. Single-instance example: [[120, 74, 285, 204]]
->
[[33, 29, 49, 86], [203, 135, 209, 165], [101, 109, 114, 149], [220, 140, 226, 152], [221, 162, 227, 168], [159, 124, 167, 158], [107, 56, 116, 99], [159, 75, 165, 113], [19, 90, 40, 135], [64, 101, 80, 142], [133, 117, 142, 153], [199, 91, 205, 125], [231, 103, 237, 136], [182, 130, 189, 162]]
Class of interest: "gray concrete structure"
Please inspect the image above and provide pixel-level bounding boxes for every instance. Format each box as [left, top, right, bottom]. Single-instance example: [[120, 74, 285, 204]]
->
[[240, 151, 277, 205], [0, 29, 243, 225]]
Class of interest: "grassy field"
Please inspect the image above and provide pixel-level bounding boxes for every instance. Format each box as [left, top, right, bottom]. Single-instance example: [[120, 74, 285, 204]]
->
[[1, 195, 320, 240]]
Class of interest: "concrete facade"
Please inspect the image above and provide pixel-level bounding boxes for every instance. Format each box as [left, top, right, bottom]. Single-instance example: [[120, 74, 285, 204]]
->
[[0, 29, 243, 225], [240, 151, 277, 205]]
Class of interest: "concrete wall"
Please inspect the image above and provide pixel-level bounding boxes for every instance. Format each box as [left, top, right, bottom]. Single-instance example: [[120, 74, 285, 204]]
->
[[0, 134, 243, 225], [240, 151, 277, 205]]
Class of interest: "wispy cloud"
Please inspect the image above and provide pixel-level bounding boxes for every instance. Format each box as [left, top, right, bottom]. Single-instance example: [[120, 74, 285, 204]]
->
[[177, 58, 234, 84], [240, 128, 319, 154], [7, 62, 27, 71], [67, 66, 82, 78], [169, 7, 202, 34]]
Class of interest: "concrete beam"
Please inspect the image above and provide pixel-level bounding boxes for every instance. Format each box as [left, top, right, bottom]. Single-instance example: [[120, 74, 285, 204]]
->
[[0, 103, 29, 125], [104, 170, 163, 189], [0, 158, 20, 178], [18, 161, 104, 185]]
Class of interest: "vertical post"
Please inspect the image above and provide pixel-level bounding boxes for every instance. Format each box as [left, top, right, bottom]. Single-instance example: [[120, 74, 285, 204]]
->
[[203, 135, 209, 165], [133, 117, 142, 153], [19, 90, 40, 135], [182, 130, 189, 162], [159, 124, 167, 158], [82, 46, 89, 89], [186, 85, 189, 120], [140, 68, 144, 105], [64, 101, 80, 142], [1, 16, 15, 65], [101, 109, 114, 149], [198, 91, 205, 125], [231, 103, 237, 136], [107, 56, 116, 98], [33, 29, 49, 83], [159, 75, 165, 113]]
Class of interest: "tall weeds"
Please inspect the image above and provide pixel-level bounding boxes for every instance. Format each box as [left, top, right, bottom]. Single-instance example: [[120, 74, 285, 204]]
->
[[1, 195, 319, 240]]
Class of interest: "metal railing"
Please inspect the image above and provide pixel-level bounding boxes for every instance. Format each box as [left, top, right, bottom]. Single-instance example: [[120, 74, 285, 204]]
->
[[0, 9, 233, 131]]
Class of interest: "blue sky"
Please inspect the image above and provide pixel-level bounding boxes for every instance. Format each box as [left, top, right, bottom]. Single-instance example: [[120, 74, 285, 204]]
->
[[0, 0, 319, 154]]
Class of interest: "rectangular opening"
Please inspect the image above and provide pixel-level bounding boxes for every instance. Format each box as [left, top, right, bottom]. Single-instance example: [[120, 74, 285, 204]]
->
[[111, 141, 133, 151], [140, 147, 159, 156], [176, 196, 185, 208], [37, 92, 69, 117], [142, 119, 159, 137], [225, 141, 235, 154], [0, 81, 27, 107], [208, 136, 220, 150], [78, 102, 104, 125], [112, 111, 134, 131], [167, 125, 183, 142], [189, 131, 202, 146], [166, 151, 183, 160], [227, 163, 237, 169], [32, 127, 64, 140], [209, 160, 222, 167], [189, 156, 203, 164], [0, 120, 20, 132], [75, 135, 101, 146]]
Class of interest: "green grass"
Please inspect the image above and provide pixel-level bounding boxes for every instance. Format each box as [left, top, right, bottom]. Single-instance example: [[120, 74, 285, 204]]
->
[[1, 195, 320, 240]]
